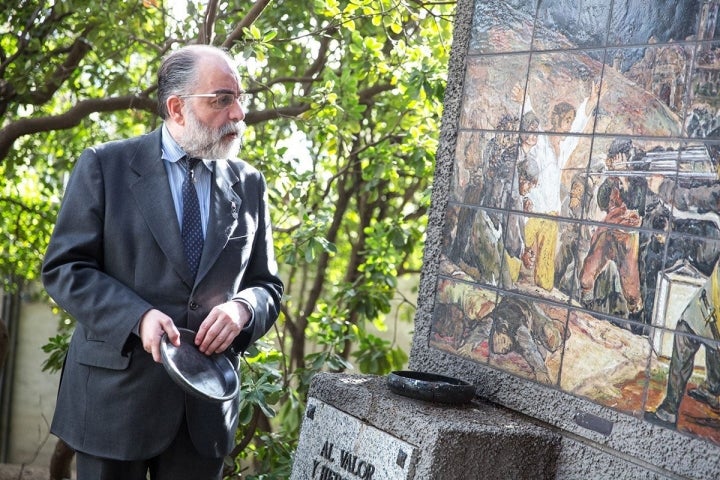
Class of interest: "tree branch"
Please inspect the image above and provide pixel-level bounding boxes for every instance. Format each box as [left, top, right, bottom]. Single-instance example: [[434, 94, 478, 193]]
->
[[245, 103, 312, 123], [221, 0, 274, 49], [0, 94, 156, 161], [199, 0, 219, 45], [0, 93, 312, 162], [28, 31, 95, 105]]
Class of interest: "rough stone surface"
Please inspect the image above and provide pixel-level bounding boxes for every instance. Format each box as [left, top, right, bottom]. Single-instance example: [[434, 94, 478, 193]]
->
[[304, 373, 562, 479], [0, 464, 53, 480], [303, 373, 681, 480], [292, 398, 417, 479]]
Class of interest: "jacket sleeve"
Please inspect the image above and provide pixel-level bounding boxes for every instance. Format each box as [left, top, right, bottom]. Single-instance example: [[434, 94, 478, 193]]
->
[[41, 147, 152, 354], [231, 169, 284, 352]]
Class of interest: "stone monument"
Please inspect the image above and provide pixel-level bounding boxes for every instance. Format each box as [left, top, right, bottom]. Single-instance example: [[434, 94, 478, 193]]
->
[[293, 1, 720, 478]]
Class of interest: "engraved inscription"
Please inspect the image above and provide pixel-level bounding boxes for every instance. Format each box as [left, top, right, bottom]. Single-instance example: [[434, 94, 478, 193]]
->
[[312, 440, 377, 480]]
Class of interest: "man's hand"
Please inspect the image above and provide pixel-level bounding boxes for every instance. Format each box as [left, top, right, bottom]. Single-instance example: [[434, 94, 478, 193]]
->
[[139, 308, 180, 363], [521, 248, 535, 269], [195, 301, 251, 355]]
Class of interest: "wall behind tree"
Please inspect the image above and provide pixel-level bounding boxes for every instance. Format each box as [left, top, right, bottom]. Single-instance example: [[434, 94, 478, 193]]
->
[[7, 295, 59, 467]]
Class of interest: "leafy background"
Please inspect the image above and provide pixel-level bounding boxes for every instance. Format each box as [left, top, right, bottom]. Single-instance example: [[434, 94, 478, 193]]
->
[[0, 0, 454, 478]]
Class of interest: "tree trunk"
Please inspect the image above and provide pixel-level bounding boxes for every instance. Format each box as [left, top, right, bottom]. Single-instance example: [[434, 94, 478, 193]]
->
[[0, 319, 8, 370], [49, 439, 74, 480]]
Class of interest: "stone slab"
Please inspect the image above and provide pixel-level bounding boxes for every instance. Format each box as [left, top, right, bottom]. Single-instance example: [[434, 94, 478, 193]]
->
[[291, 398, 417, 480], [0, 464, 54, 480], [296, 373, 690, 479]]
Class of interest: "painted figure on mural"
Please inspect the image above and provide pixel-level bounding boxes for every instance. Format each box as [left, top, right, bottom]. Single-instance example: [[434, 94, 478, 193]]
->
[[431, 280, 565, 385], [484, 295, 565, 384], [504, 111, 541, 284], [646, 259, 720, 427], [505, 156, 540, 284], [445, 114, 528, 287], [553, 167, 599, 298], [645, 174, 720, 427], [444, 137, 493, 284], [579, 138, 645, 322], [521, 81, 599, 292], [637, 146, 720, 332], [444, 203, 510, 287], [636, 193, 674, 334], [481, 114, 522, 216], [430, 279, 494, 354]]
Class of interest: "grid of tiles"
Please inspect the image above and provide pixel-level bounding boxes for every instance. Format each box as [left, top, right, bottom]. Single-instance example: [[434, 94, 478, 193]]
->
[[431, 0, 720, 447]]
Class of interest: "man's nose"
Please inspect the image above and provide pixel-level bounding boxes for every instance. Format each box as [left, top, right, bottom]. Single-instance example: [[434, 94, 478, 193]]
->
[[229, 99, 245, 122]]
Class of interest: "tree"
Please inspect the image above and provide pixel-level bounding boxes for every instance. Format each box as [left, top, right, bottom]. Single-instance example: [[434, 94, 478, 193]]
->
[[0, 0, 454, 477]]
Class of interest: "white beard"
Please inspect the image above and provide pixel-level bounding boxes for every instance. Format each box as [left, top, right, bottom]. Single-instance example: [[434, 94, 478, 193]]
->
[[180, 106, 244, 159]]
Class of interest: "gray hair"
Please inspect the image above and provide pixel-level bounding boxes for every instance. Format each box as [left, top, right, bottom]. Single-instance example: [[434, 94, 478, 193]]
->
[[156, 45, 237, 119]]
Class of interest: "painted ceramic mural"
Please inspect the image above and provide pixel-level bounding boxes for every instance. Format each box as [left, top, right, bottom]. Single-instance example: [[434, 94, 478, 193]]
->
[[430, 0, 720, 447]]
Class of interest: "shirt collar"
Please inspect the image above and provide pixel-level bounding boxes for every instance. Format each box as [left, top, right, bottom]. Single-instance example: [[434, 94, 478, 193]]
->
[[161, 124, 209, 170]]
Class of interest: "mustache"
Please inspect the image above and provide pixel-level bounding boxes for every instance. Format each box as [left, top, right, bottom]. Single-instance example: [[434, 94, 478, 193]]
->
[[220, 121, 243, 137], [191, 121, 244, 155]]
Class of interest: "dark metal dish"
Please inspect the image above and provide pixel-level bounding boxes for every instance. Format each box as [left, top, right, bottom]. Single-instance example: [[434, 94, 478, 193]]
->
[[160, 328, 239, 402], [387, 370, 475, 404]]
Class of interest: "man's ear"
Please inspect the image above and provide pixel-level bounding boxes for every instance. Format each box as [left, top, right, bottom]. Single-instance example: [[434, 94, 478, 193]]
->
[[166, 96, 185, 125]]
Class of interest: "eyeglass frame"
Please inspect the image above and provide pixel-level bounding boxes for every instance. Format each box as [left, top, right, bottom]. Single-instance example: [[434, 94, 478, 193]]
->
[[178, 91, 247, 110]]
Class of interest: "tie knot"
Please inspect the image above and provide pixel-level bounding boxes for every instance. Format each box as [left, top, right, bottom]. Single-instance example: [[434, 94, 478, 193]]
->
[[182, 156, 201, 170]]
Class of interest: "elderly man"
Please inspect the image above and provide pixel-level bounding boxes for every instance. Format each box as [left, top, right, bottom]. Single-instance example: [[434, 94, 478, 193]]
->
[[42, 45, 283, 480]]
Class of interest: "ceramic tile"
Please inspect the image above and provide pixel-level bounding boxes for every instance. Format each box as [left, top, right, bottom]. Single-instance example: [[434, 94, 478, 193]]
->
[[512, 131, 592, 221], [551, 220, 583, 299], [513, 216, 565, 294], [468, 1, 537, 54], [559, 309, 651, 414], [600, 47, 687, 137], [534, 0, 610, 49], [441, 205, 508, 288], [429, 278, 498, 360], [571, 222, 644, 323], [636, 229, 669, 331], [608, 0, 701, 47], [484, 293, 568, 386], [644, 327, 720, 444], [452, 130, 493, 204], [582, 138, 682, 226], [650, 239, 719, 339], [460, 54, 530, 130], [669, 176, 720, 243], [687, 45, 720, 138], [525, 51, 601, 136]]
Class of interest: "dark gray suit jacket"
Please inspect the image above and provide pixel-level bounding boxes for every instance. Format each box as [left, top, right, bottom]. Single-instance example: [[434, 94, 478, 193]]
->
[[41, 128, 283, 460]]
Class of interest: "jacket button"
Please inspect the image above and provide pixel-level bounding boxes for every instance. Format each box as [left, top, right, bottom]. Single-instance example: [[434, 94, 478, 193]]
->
[[189, 301, 199, 310]]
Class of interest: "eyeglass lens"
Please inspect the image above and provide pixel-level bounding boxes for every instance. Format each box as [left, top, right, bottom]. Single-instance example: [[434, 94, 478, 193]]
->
[[213, 93, 246, 109]]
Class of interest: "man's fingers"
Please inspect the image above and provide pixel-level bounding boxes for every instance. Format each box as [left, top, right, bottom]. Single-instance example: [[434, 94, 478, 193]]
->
[[195, 302, 248, 354], [198, 323, 224, 354], [161, 320, 181, 347], [204, 328, 233, 355], [151, 341, 162, 363], [139, 309, 179, 363]]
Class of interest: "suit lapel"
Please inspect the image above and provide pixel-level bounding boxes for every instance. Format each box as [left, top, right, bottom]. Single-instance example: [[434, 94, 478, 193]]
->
[[197, 160, 242, 281], [128, 129, 195, 286]]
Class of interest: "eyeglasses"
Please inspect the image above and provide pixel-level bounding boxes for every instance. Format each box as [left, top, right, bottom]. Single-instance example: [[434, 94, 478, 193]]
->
[[179, 92, 247, 110]]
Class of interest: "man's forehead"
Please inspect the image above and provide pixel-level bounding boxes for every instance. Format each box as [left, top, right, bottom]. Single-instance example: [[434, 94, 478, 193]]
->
[[195, 56, 241, 89]]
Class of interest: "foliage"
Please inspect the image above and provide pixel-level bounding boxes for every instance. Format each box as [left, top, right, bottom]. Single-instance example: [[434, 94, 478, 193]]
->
[[1, 0, 454, 476]]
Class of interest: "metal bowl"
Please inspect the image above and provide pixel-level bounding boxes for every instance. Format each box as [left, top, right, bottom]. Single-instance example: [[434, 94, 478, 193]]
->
[[387, 370, 475, 405], [160, 328, 239, 402]]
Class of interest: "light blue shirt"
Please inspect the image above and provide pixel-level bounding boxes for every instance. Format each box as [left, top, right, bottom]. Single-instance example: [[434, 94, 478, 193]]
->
[[160, 125, 256, 323], [161, 125, 212, 237]]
